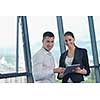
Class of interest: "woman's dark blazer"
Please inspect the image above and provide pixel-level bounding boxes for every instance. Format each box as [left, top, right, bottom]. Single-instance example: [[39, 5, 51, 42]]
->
[[57, 46, 90, 83]]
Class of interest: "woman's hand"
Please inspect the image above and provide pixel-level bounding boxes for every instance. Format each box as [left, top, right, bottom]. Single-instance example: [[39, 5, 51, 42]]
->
[[74, 67, 87, 74]]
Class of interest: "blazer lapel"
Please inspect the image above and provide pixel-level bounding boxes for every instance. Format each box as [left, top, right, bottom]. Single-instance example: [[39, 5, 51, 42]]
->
[[72, 47, 79, 64]]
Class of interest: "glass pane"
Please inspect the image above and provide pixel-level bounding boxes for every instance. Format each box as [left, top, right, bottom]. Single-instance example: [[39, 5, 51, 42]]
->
[[0, 16, 16, 74]]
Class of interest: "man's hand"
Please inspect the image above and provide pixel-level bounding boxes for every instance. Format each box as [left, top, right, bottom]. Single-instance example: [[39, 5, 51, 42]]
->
[[53, 67, 64, 74]]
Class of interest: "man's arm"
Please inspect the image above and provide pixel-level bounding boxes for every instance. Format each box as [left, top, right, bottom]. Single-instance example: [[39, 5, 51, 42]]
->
[[32, 62, 54, 81]]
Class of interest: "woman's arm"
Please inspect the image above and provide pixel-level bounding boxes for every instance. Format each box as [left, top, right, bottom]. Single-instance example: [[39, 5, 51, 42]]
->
[[82, 49, 90, 76], [73, 49, 90, 75]]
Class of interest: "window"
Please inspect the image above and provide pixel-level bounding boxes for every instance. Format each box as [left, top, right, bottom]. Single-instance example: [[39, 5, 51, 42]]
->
[[0, 16, 27, 83]]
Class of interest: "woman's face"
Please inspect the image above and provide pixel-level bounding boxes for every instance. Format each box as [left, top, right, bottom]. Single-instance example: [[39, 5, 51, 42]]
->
[[64, 35, 75, 48]]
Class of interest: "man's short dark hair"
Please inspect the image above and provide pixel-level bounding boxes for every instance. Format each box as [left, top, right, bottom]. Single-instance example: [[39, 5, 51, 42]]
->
[[43, 31, 55, 40]]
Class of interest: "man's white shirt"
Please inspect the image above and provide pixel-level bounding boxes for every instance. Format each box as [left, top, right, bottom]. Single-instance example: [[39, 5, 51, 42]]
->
[[32, 48, 56, 83]]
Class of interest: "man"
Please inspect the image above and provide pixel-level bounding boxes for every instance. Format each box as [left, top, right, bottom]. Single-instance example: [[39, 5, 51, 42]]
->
[[32, 31, 64, 83]]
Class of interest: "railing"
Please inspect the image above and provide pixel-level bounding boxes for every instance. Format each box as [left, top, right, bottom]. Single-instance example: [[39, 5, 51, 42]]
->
[[89, 64, 100, 68], [0, 72, 32, 83], [0, 64, 100, 83]]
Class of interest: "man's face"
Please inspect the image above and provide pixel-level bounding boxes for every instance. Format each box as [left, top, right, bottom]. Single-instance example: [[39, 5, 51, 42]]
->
[[43, 36, 55, 51]]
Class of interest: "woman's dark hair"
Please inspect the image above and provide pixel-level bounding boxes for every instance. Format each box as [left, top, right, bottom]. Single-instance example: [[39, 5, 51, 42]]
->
[[64, 31, 75, 39]]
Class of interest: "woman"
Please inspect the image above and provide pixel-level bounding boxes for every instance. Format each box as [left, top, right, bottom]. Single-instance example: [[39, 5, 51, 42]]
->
[[57, 31, 90, 83]]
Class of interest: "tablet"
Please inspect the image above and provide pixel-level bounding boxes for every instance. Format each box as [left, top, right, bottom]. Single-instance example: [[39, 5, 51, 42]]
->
[[64, 64, 80, 76]]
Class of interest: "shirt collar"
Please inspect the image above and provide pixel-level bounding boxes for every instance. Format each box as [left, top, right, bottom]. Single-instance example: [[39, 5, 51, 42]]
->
[[42, 47, 51, 55]]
